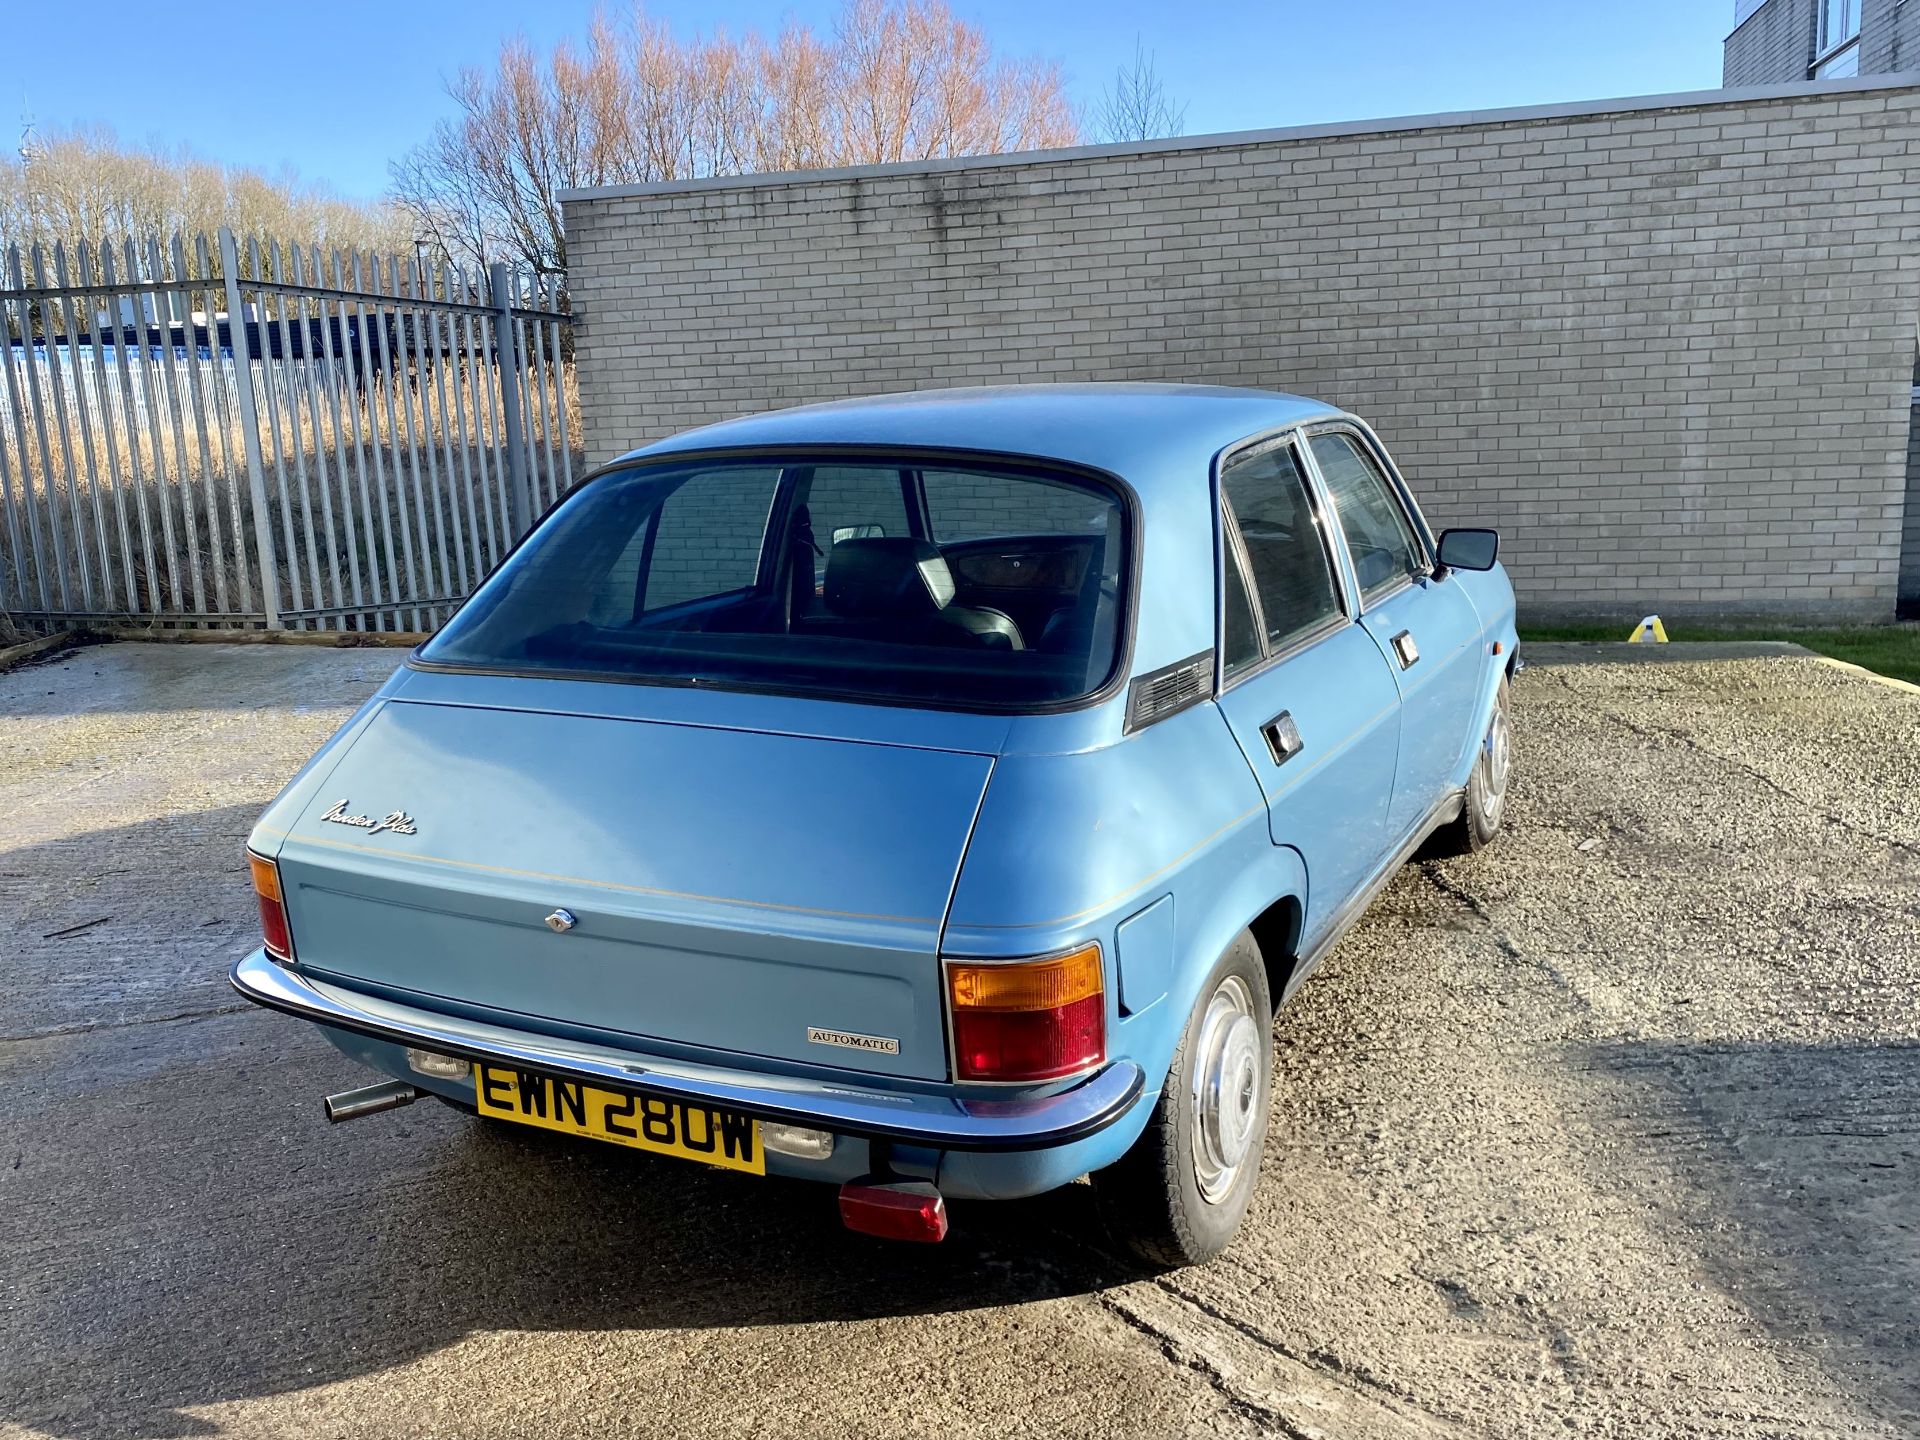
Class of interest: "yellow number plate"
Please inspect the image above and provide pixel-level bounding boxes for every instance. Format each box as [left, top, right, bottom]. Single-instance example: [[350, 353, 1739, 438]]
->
[[473, 1065, 764, 1175]]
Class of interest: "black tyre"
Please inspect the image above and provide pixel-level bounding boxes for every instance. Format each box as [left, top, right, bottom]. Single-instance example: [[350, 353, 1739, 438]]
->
[[1092, 931, 1272, 1269], [1429, 674, 1512, 857]]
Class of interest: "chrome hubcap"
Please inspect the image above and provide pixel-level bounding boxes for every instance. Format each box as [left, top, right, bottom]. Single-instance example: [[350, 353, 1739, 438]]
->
[[1477, 702, 1511, 828], [1190, 975, 1264, 1205]]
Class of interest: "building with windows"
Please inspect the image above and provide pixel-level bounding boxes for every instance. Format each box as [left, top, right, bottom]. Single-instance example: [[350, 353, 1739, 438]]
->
[[1725, 0, 1918, 85]]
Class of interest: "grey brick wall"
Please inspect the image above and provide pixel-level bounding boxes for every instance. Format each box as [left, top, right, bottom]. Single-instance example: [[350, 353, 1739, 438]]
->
[[564, 84, 1920, 621], [1726, 0, 1818, 83], [1905, 403, 1920, 613], [1861, 0, 1920, 73], [1726, 0, 1920, 83]]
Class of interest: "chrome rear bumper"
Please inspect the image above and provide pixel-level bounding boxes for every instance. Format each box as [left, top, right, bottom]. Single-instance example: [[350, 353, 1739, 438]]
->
[[231, 951, 1144, 1152]]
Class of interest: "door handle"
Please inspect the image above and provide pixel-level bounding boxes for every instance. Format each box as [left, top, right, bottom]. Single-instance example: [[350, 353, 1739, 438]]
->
[[1390, 630, 1419, 669], [1261, 711, 1304, 765]]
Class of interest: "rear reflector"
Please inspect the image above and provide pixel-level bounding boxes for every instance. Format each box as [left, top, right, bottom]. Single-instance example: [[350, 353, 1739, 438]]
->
[[248, 851, 294, 961], [947, 944, 1106, 1082], [838, 1179, 948, 1243]]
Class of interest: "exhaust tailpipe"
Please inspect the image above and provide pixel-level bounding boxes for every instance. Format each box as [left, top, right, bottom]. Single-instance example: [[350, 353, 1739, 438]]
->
[[324, 1080, 422, 1123]]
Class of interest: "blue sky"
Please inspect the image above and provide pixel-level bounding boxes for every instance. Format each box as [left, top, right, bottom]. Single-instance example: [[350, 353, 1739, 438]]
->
[[7, 0, 1735, 202]]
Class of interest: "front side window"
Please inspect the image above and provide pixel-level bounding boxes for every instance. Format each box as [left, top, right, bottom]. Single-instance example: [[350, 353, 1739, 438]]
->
[[1220, 442, 1343, 663], [800, 465, 913, 572], [421, 454, 1129, 710], [1309, 432, 1427, 601]]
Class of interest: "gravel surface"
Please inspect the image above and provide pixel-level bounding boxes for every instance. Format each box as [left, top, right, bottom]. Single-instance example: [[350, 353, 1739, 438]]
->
[[1, 642, 1915, 1439]]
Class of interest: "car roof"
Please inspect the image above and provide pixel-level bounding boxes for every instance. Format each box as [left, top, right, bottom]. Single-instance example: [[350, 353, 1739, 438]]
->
[[623, 383, 1347, 493]]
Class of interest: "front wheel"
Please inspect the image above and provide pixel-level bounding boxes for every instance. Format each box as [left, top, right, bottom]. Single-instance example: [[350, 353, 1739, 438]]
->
[[1092, 932, 1272, 1268]]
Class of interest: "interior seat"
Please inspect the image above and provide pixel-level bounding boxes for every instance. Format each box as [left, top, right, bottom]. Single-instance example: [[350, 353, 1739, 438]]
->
[[822, 538, 1023, 650]]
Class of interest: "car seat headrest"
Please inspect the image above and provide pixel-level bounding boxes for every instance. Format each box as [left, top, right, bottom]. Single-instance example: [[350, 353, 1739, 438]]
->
[[823, 537, 957, 618]]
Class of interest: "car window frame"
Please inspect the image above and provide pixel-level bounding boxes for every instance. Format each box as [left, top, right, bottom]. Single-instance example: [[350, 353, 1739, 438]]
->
[[1212, 427, 1357, 693], [1298, 421, 1435, 615]]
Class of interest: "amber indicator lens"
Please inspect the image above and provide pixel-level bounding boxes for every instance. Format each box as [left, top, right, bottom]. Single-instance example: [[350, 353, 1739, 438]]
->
[[248, 851, 295, 961], [947, 944, 1105, 1082]]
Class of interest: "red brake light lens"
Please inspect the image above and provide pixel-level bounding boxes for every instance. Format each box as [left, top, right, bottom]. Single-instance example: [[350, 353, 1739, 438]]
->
[[249, 851, 294, 961], [837, 1179, 949, 1243], [947, 945, 1106, 1082]]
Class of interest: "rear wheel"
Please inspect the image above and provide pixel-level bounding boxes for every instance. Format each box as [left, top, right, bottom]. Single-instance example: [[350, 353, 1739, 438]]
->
[[1092, 933, 1272, 1268], [1430, 675, 1512, 857]]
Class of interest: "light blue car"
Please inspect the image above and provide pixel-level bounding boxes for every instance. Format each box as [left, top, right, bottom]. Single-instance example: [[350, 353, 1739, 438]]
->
[[233, 383, 1517, 1266]]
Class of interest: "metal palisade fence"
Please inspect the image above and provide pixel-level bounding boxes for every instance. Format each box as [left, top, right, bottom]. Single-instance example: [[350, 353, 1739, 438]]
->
[[0, 228, 577, 631]]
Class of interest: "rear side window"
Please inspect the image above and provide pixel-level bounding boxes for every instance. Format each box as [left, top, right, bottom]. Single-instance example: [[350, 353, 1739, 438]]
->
[[421, 453, 1130, 711], [581, 466, 778, 624], [924, 470, 1114, 542], [1221, 443, 1344, 658], [1220, 549, 1262, 679], [1309, 432, 1426, 599], [642, 467, 779, 611]]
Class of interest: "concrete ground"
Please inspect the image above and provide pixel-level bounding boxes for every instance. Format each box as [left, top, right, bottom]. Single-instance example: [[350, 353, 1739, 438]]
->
[[1, 642, 1916, 1439]]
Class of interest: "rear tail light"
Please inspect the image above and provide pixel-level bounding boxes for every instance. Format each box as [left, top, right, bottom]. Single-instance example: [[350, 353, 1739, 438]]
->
[[946, 943, 1105, 1082], [248, 851, 295, 961]]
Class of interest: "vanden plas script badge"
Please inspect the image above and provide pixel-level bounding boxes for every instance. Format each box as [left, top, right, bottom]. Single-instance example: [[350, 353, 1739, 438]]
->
[[319, 799, 419, 837]]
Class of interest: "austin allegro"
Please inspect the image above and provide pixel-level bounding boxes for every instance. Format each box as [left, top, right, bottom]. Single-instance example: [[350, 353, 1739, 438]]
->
[[233, 383, 1517, 1265]]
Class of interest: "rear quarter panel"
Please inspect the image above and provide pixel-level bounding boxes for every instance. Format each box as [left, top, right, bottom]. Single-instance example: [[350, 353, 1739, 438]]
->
[[943, 699, 1302, 1107]]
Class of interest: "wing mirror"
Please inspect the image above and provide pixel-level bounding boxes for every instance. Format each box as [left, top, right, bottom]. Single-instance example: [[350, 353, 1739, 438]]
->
[[1436, 528, 1499, 572]]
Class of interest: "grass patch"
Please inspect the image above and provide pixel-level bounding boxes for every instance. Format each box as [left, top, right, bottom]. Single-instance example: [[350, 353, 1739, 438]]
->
[[1519, 621, 1920, 686]]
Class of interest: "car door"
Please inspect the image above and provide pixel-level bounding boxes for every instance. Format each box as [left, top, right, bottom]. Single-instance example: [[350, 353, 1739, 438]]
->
[[1210, 434, 1403, 941], [1303, 427, 1485, 840]]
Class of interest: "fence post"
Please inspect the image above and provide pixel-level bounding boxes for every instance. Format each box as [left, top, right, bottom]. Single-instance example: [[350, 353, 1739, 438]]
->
[[490, 262, 534, 539], [220, 229, 281, 629]]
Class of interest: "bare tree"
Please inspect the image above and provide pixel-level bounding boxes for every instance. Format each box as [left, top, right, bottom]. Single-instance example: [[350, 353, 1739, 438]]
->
[[1092, 40, 1187, 145], [833, 0, 1077, 162], [0, 125, 404, 262], [390, 0, 1081, 277], [751, 22, 840, 173]]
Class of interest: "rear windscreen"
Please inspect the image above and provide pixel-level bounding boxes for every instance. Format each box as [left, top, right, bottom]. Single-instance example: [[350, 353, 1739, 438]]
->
[[418, 454, 1130, 710]]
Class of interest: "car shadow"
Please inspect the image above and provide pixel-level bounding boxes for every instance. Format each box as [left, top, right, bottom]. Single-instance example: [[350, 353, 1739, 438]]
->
[[1, 995, 1138, 1440]]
